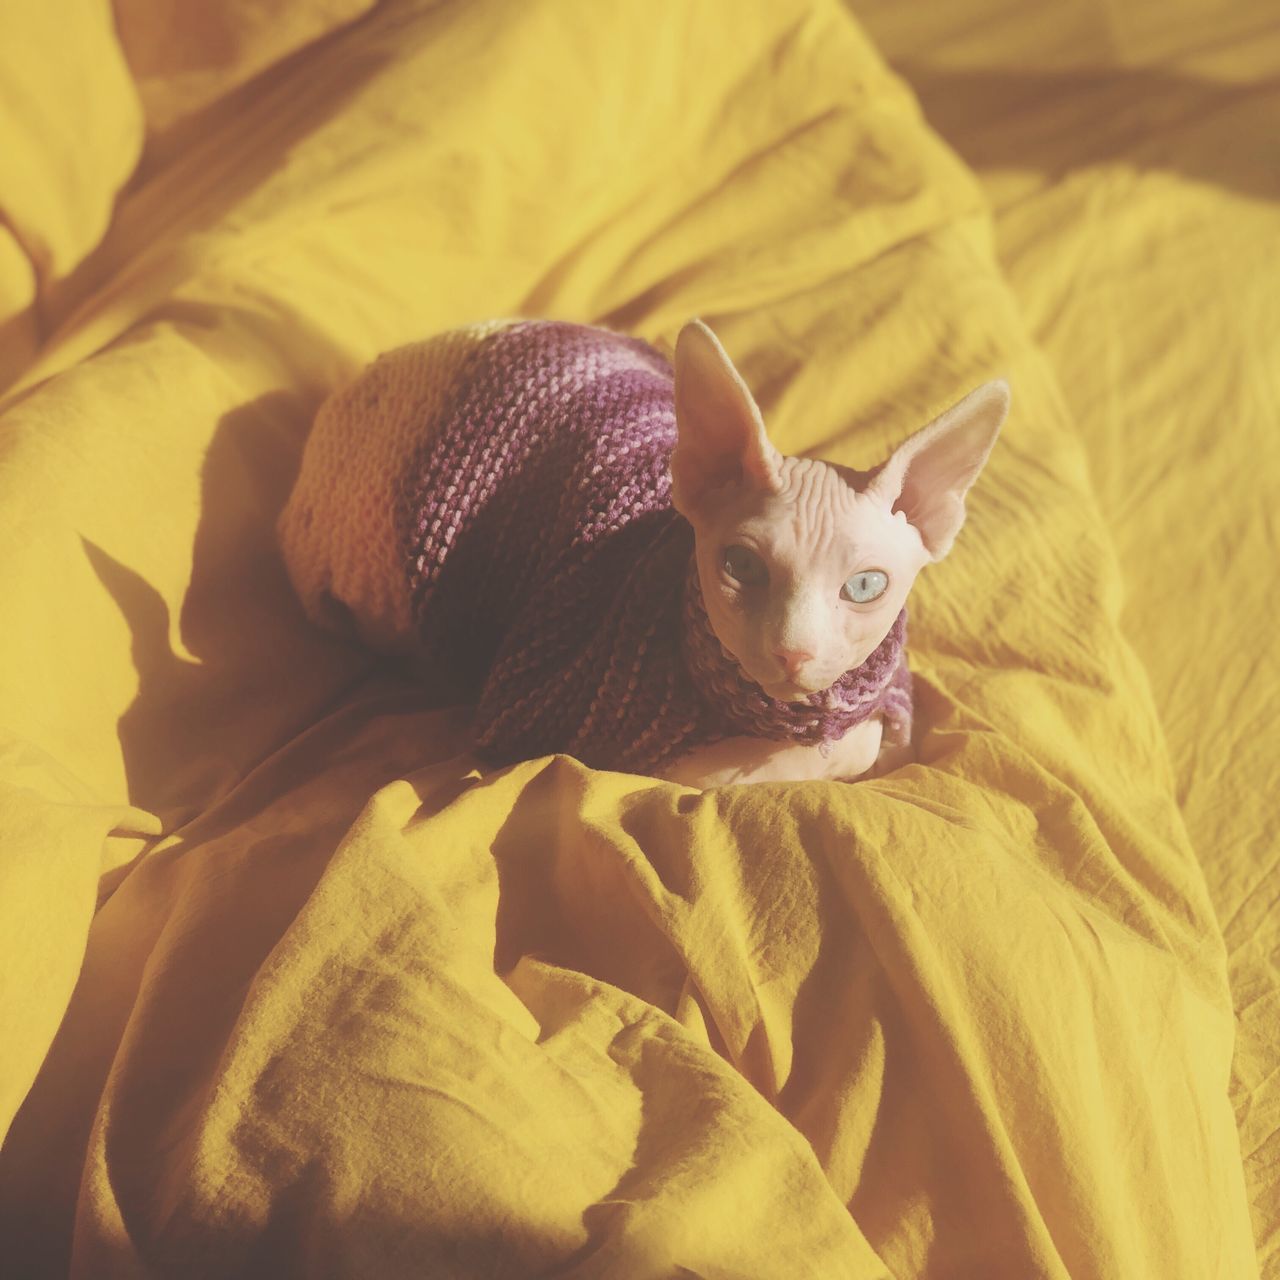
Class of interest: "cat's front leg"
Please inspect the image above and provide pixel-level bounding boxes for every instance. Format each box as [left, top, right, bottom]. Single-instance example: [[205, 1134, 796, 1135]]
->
[[657, 736, 826, 787], [823, 714, 885, 781], [867, 736, 914, 780], [658, 716, 885, 788]]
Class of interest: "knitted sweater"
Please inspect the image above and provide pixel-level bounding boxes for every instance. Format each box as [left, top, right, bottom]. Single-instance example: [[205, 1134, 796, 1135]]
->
[[279, 320, 913, 774]]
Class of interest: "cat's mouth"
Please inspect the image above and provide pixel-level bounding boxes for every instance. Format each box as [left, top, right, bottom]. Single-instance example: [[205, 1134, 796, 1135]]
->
[[760, 677, 826, 704]]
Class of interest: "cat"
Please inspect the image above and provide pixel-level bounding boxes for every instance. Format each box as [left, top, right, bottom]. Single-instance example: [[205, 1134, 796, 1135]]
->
[[277, 318, 1008, 787]]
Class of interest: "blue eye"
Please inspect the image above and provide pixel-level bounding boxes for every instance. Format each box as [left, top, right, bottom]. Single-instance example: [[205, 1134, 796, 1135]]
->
[[841, 569, 888, 603], [723, 545, 767, 588]]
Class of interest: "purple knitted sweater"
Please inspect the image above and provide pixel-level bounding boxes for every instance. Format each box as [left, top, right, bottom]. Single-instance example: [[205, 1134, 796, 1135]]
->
[[395, 321, 912, 774]]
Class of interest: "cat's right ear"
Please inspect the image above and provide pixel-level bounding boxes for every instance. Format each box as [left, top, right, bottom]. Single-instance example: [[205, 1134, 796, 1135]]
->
[[671, 320, 782, 516]]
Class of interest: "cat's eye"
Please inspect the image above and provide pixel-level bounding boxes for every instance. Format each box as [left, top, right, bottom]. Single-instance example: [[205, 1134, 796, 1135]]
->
[[723, 545, 767, 588], [841, 569, 888, 604]]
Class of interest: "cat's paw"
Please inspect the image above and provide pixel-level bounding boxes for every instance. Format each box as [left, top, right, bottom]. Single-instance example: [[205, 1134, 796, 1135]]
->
[[864, 738, 914, 780], [658, 737, 801, 787], [825, 715, 884, 781], [658, 718, 887, 788]]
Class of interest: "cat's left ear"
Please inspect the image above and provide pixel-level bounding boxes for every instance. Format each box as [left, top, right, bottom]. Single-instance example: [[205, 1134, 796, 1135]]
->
[[670, 320, 782, 516], [866, 380, 1010, 560]]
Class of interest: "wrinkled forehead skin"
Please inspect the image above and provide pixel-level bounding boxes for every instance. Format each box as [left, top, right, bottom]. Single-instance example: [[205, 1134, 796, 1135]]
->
[[699, 455, 927, 590]]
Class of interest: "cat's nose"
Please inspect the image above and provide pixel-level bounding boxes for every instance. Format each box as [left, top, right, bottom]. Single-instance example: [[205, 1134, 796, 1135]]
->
[[773, 647, 814, 677]]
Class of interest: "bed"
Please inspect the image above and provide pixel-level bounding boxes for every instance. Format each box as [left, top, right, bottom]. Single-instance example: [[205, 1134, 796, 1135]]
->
[[0, 1, 1271, 1275], [853, 0, 1280, 1270]]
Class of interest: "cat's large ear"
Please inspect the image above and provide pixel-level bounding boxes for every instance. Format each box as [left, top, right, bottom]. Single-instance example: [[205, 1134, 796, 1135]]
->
[[866, 380, 1010, 560], [670, 320, 782, 515]]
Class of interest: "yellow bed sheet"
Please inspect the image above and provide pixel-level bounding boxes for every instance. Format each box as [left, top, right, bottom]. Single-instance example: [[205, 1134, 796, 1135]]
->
[[853, 1, 1280, 1271], [0, 1, 1262, 1276]]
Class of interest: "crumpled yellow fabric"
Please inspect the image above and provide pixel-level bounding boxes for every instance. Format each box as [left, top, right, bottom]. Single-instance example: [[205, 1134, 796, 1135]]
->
[[855, 1, 1280, 1271], [0, 1, 1264, 1276]]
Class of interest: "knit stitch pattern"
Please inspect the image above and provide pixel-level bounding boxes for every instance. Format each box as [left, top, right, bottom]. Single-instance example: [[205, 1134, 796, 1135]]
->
[[279, 319, 518, 652], [282, 320, 913, 774]]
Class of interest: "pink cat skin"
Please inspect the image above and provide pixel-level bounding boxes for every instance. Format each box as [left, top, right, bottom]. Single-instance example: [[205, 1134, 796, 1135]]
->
[[660, 322, 1009, 785], [278, 319, 1009, 788]]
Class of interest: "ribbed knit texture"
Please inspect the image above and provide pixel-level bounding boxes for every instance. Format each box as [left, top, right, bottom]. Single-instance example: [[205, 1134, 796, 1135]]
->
[[392, 320, 913, 773], [278, 320, 518, 653]]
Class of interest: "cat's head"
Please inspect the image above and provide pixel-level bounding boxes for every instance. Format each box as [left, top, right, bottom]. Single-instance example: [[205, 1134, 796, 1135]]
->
[[670, 320, 1010, 702]]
